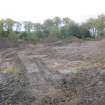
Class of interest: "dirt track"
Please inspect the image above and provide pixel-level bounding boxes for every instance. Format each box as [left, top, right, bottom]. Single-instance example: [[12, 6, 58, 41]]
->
[[1, 39, 105, 104]]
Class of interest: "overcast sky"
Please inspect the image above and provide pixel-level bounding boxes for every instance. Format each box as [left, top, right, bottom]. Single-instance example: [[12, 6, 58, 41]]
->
[[0, 0, 105, 23]]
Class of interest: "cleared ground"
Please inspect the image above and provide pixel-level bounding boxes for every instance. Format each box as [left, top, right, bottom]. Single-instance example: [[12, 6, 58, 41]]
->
[[1, 39, 105, 105]]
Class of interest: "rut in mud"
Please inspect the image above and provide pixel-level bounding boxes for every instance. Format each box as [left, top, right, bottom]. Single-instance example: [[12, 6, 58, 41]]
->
[[18, 50, 64, 96]]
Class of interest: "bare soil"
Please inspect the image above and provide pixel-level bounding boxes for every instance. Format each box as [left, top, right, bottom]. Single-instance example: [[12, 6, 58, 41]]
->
[[1, 39, 105, 105]]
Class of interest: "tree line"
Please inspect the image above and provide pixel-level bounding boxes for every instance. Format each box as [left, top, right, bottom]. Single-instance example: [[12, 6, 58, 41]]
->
[[0, 15, 105, 41]]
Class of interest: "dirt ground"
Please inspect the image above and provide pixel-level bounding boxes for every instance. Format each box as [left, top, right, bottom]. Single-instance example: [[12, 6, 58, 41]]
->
[[1, 39, 105, 105]]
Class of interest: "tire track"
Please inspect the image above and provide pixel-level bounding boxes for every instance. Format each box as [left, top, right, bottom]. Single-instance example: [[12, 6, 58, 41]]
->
[[33, 58, 62, 84]]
